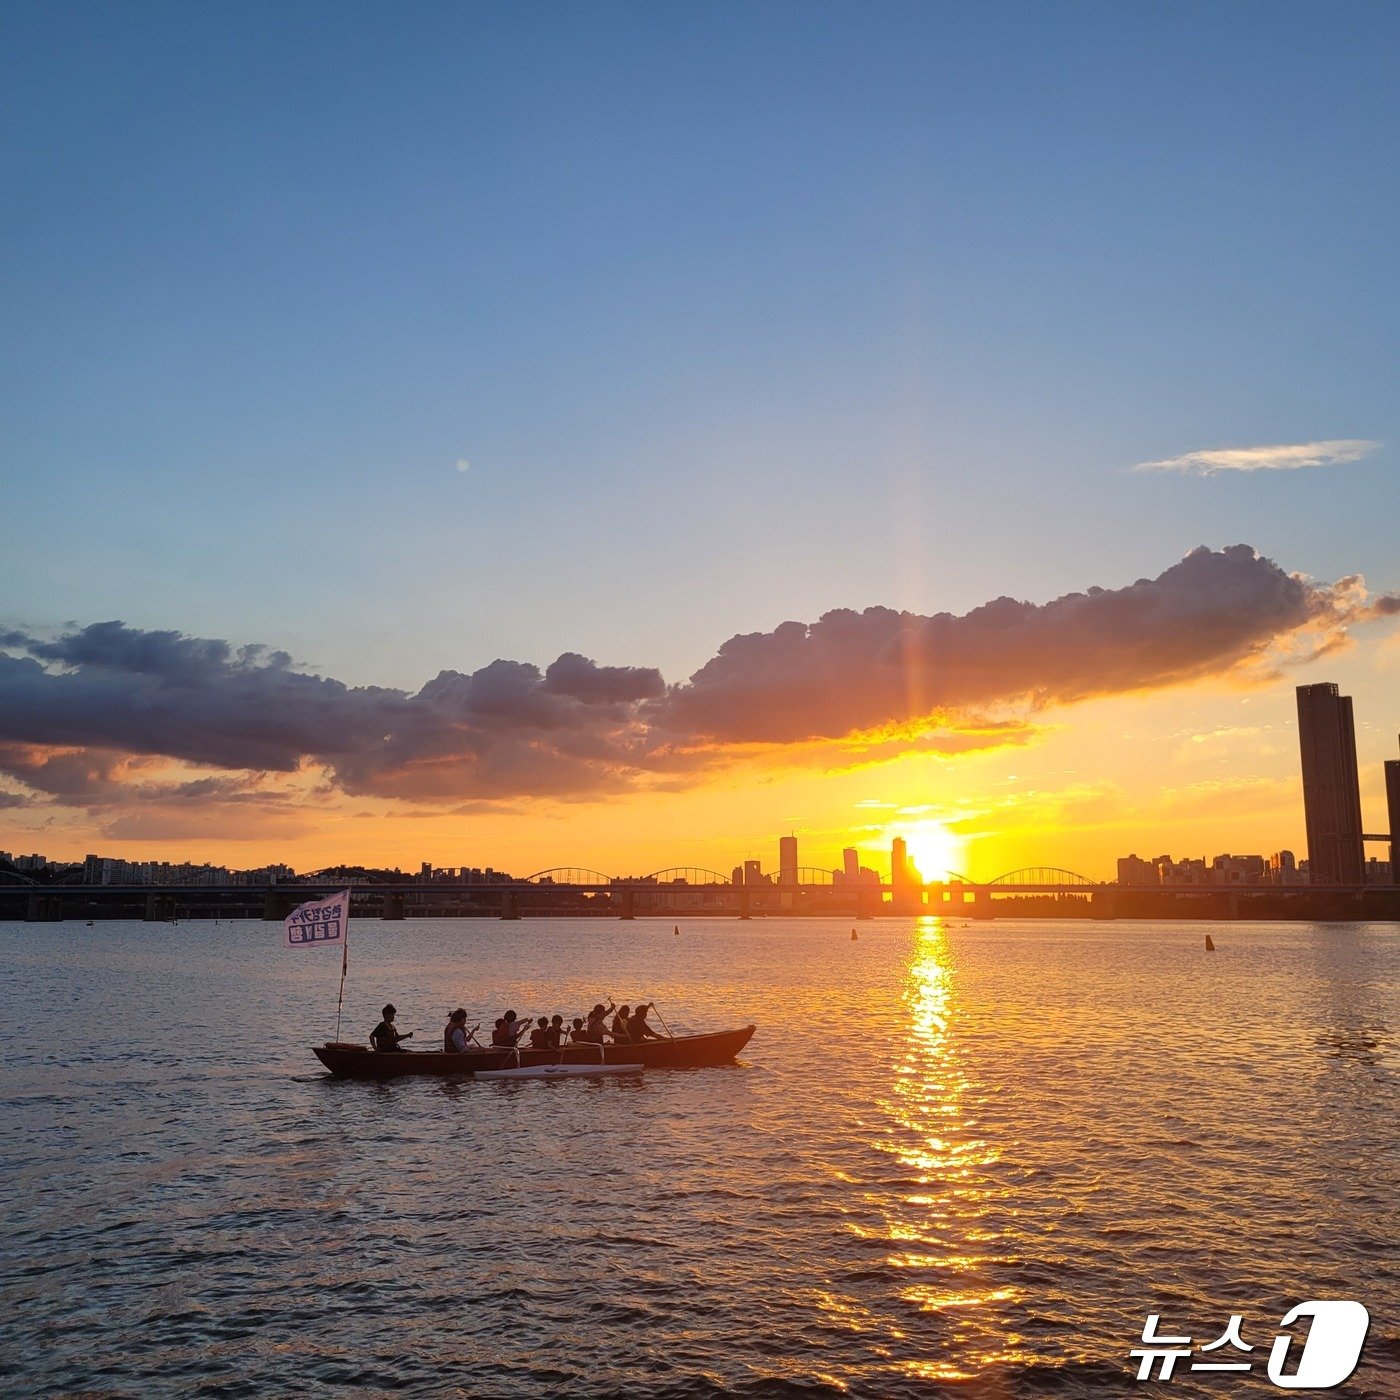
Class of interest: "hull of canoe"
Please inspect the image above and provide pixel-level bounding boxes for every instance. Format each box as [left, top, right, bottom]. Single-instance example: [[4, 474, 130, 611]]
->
[[311, 1025, 756, 1078]]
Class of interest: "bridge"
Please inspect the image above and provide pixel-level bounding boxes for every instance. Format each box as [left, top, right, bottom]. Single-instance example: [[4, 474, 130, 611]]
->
[[3, 868, 1396, 923]]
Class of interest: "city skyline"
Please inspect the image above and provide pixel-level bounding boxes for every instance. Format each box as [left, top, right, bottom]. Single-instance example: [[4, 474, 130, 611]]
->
[[3, 654, 1398, 883]]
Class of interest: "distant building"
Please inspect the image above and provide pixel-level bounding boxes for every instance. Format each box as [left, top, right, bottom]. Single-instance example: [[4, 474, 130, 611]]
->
[[742, 859, 769, 887], [890, 836, 919, 910], [841, 847, 859, 884], [1269, 850, 1304, 885], [1387, 739, 1400, 887], [1117, 854, 1160, 886], [1296, 683, 1365, 884], [779, 836, 798, 885], [1210, 853, 1267, 885], [1158, 856, 1209, 886]]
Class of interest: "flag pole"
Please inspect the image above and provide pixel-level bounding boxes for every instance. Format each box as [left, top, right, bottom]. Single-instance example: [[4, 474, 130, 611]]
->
[[334, 906, 349, 1042], [284, 888, 352, 1043]]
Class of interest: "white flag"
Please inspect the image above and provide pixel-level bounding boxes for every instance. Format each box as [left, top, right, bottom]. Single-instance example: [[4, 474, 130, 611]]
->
[[284, 889, 351, 953]]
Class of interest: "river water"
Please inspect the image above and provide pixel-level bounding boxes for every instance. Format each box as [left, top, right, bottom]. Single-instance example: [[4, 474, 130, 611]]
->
[[0, 916, 1395, 1398]]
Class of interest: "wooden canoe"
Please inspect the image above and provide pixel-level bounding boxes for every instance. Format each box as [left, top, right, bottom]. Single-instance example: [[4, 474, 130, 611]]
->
[[311, 1024, 756, 1078]]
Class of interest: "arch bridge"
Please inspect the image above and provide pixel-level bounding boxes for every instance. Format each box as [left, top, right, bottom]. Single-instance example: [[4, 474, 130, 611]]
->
[[522, 867, 617, 886], [640, 867, 732, 886], [988, 867, 1097, 888]]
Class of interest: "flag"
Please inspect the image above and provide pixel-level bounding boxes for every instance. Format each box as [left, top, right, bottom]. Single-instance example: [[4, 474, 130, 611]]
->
[[284, 889, 351, 956]]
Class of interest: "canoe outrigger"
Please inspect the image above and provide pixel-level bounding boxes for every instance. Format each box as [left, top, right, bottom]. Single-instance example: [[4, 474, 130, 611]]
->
[[312, 1024, 756, 1079]]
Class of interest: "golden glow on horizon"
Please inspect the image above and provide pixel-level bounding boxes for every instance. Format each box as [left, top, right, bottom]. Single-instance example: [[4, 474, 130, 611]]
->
[[14, 665, 1396, 878], [897, 819, 969, 882]]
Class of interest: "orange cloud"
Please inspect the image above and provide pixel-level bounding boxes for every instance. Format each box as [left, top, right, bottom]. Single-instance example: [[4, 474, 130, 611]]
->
[[1, 545, 1394, 825]]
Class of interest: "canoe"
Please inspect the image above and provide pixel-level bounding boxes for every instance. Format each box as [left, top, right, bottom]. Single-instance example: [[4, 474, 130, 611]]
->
[[311, 1024, 756, 1079], [475, 1062, 644, 1080]]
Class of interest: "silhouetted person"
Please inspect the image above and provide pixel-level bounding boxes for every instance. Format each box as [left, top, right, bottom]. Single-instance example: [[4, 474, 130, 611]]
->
[[529, 1016, 551, 1048], [370, 1003, 411, 1052], [444, 1008, 470, 1053], [545, 1014, 565, 1049], [493, 1010, 526, 1047], [610, 1005, 632, 1042], [628, 1003, 664, 1042]]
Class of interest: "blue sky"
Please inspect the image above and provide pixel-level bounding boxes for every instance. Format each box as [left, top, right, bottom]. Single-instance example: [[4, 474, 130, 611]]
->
[[3, 0, 1398, 881], [4, 3, 1397, 689]]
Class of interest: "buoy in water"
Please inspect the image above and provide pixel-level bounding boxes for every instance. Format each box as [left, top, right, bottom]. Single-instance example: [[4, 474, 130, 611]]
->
[[1205, 935, 1216, 951], [674, 925, 679, 935], [851, 928, 858, 941]]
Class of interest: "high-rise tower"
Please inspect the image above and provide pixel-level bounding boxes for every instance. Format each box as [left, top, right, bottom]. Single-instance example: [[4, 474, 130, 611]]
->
[[779, 835, 798, 885], [1295, 683, 1365, 885], [1385, 737, 1400, 887]]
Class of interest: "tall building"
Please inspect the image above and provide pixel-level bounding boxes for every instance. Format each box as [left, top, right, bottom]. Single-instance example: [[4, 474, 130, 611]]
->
[[890, 836, 919, 911], [1117, 854, 1160, 886], [779, 836, 798, 885], [1386, 738, 1400, 887], [891, 836, 908, 886], [842, 847, 859, 883], [1295, 683, 1365, 885]]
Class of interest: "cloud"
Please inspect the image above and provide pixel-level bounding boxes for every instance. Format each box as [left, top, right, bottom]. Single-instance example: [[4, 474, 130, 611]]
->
[[654, 545, 1397, 743], [98, 809, 316, 842], [1132, 439, 1379, 476], [1, 546, 1396, 815]]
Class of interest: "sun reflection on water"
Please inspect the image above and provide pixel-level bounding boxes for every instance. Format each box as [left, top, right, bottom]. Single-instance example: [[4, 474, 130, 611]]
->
[[869, 917, 1028, 1387]]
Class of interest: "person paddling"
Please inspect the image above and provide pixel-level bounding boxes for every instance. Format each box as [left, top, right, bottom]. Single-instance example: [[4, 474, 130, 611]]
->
[[370, 1003, 412, 1052], [582, 1002, 612, 1043], [493, 1009, 527, 1047], [444, 1008, 471, 1053], [627, 1002, 665, 1042], [609, 1005, 632, 1043]]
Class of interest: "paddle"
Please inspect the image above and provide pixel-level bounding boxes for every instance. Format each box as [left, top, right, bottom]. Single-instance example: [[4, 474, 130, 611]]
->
[[646, 1000, 677, 1040], [443, 1021, 481, 1051]]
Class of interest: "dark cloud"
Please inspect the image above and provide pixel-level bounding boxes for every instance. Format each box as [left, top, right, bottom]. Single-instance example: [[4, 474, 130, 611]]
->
[[655, 545, 1376, 743], [0, 639, 403, 771], [0, 546, 1394, 810], [542, 652, 666, 705], [0, 744, 155, 800]]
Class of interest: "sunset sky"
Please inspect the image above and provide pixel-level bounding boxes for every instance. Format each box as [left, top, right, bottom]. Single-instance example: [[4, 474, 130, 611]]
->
[[2, 3, 1398, 880]]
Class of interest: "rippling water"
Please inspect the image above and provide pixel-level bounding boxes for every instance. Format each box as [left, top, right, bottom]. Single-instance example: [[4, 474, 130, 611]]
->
[[1, 916, 1396, 1398]]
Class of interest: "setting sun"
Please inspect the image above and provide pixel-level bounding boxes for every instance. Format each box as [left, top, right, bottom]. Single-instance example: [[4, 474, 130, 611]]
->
[[896, 820, 969, 883]]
